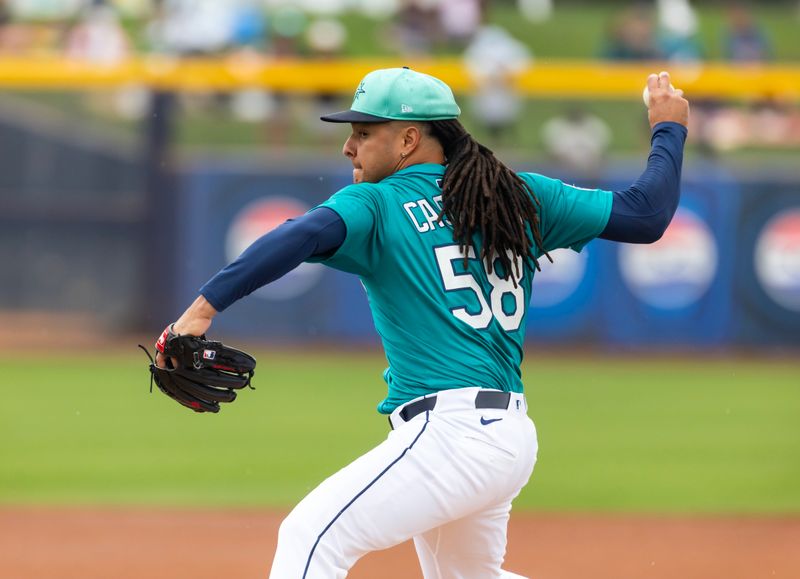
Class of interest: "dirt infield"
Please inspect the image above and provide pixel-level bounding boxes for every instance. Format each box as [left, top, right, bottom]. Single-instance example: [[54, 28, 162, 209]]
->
[[1, 508, 798, 578]]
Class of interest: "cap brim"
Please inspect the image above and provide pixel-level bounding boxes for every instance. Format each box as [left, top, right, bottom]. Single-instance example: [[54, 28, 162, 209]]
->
[[320, 110, 389, 123]]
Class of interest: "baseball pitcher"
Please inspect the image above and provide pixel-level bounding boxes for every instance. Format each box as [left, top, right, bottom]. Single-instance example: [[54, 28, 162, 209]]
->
[[154, 68, 689, 578]]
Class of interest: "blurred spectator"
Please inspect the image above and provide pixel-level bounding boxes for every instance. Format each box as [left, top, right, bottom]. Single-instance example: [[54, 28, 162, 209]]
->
[[147, 1, 282, 135], [230, 1, 268, 52], [724, 2, 771, 62], [541, 106, 612, 171], [0, 1, 76, 55], [229, 84, 277, 126], [601, 3, 661, 61], [0, 0, 11, 51], [63, 1, 147, 120], [270, 5, 306, 57], [690, 96, 800, 153], [226, 2, 271, 124], [111, 0, 151, 19], [439, 0, 484, 49], [694, 104, 750, 152], [296, 0, 348, 16], [264, 5, 307, 146], [305, 17, 348, 144], [656, 0, 702, 62], [749, 98, 800, 147], [352, 0, 398, 20], [65, 1, 130, 65], [463, 25, 530, 142], [11, 0, 83, 19], [518, 0, 553, 23], [148, 0, 236, 56], [391, 0, 438, 56], [750, 98, 788, 147], [305, 17, 346, 56], [689, 2, 785, 154]]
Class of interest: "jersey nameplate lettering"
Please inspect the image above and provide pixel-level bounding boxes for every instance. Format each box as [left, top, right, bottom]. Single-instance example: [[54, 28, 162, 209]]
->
[[403, 195, 451, 233]]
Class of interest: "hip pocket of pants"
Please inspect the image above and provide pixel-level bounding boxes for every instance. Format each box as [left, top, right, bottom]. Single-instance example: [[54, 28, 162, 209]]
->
[[462, 434, 519, 462]]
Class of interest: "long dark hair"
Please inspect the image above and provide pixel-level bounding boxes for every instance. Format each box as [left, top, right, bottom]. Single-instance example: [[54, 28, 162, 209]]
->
[[427, 119, 549, 283]]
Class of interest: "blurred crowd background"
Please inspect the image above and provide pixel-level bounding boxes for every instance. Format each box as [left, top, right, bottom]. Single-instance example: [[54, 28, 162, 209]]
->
[[0, 0, 798, 159], [0, 0, 798, 349]]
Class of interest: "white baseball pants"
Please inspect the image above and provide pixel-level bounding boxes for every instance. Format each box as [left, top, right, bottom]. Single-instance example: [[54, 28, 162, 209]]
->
[[269, 387, 538, 578]]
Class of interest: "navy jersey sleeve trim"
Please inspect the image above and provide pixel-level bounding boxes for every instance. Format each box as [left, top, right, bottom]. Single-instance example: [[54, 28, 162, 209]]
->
[[599, 121, 687, 243], [199, 207, 345, 312]]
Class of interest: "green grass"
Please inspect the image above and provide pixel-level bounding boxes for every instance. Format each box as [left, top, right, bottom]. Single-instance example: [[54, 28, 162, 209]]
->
[[1, 351, 798, 514], [526, 357, 800, 513]]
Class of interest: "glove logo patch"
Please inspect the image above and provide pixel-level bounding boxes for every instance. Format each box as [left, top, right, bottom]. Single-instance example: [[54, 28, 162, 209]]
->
[[203, 350, 216, 360]]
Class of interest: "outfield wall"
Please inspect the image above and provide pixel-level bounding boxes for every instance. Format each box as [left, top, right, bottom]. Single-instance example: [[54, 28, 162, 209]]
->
[[176, 162, 800, 348]]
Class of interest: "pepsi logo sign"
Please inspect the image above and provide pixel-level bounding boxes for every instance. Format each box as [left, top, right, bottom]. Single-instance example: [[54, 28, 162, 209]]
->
[[225, 197, 324, 300], [530, 247, 588, 308], [754, 208, 800, 312], [618, 208, 718, 309]]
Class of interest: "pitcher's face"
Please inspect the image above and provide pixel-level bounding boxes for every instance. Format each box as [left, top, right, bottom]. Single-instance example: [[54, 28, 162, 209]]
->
[[342, 122, 407, 184]]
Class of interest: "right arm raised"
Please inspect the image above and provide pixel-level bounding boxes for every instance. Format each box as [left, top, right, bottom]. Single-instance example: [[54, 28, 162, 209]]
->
[[599, 72, 690, 244]]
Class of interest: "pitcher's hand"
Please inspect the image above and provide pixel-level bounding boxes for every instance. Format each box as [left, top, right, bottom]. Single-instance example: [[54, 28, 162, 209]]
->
[[646, 71, 689, 129]]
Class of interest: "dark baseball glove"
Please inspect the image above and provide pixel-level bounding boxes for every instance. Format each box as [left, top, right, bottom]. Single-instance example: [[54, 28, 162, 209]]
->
[[139, 324, 256, 413]]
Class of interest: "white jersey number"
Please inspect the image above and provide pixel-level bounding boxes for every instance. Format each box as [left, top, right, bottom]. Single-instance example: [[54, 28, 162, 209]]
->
[[434, 245, 524, 331]]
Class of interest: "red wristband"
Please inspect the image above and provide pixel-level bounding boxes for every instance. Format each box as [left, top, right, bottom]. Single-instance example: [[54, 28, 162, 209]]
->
[[155, 324, 173, 353]]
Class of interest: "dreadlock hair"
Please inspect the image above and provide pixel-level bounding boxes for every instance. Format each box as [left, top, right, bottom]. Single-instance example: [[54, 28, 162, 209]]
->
[[426, 119, 549, 284]]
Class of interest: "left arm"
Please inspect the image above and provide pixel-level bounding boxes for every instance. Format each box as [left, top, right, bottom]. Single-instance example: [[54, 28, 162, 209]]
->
[[156, 207, 345, 366], [198, 207, 345, 313]]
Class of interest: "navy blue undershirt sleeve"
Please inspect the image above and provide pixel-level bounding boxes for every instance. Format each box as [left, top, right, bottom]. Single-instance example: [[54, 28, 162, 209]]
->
[[199, 207, 346, 312], [599, 121, 688, 243]]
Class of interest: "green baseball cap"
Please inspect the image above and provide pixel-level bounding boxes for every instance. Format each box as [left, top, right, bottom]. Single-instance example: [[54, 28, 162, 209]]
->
[[321, 67, 461, 123]]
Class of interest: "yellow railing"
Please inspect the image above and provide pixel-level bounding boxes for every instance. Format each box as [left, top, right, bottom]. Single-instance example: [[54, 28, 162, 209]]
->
[[0, 56, 798, 100]]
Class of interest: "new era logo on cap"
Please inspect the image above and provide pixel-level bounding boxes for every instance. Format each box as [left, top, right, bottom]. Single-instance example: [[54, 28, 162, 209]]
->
[[401, 104, 413, 113]]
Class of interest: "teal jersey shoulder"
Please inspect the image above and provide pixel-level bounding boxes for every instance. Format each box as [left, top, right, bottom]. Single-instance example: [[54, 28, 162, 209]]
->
[[519, 172, 613, 254], [313, 165, 612, 414]]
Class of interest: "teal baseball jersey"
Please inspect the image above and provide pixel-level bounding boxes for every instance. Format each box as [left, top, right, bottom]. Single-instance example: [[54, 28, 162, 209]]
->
[[313, 163, 612, 414]]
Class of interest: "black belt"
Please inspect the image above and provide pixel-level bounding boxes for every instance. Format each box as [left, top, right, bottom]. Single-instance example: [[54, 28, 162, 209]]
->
[[395, 390, 511, 425]]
